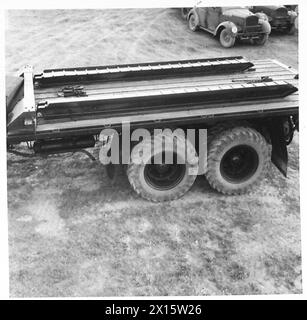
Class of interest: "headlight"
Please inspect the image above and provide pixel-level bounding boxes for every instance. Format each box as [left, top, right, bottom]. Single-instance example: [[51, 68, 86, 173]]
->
[[257, 13, 268, 21], [231, 25, 238, 34], [288, 10, 297, 17]]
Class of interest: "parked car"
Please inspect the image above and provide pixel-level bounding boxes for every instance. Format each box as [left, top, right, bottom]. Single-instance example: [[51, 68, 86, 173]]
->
[[250, 6, 298, 34], [183, 6, 271, 48]]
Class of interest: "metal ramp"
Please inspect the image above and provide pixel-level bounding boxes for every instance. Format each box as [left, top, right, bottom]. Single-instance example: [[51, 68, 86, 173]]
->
[[34, 56, 254, 87], [37, 80, 297, 120]]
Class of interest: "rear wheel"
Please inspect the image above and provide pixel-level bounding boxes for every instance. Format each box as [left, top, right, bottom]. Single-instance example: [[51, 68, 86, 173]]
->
[[205, 127, 270, 195], [127, 132, 198, 202], [254, 33, 269, 45], [188, 13, 199, 31], [219, 29, 236, 48]]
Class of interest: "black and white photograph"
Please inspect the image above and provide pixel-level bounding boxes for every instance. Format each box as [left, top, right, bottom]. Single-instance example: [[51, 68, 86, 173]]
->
[[1, 0, 304, 300]]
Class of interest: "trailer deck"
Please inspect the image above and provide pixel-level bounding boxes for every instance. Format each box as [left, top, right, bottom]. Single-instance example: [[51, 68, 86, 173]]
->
[[6, 56, 299, 200], [7, 57, 298, 144]]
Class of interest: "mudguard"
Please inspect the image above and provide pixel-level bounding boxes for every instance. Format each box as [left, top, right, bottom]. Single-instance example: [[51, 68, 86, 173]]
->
[[215, 21, 237, 36], [254, 13, 271, 33], [260, 20, 271, 34], [268, 118, 289, 177], [288, 10, 298, 24], [187, 7, 200, 23]]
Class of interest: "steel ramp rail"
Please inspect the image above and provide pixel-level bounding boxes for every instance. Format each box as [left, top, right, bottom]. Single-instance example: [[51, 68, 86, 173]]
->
[[34, 56, 254, 87], [36, 81, 297, 120]]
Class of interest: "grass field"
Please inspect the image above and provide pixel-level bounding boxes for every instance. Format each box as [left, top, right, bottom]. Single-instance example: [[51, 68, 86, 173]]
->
[[6, 9, 301, 297]]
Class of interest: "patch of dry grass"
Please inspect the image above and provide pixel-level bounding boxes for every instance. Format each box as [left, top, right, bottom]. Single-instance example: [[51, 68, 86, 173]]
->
[[7, 135, 301, 296]]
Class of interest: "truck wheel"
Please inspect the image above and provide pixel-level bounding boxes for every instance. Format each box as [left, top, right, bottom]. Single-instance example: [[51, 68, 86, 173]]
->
[[205, 127, 270, 195], [219, 29, 236, 48], [288, 23, 296, 35], [127, 133, 198, 202], [188, 13, 199, 31], [254, 33, 269, 45], [181, 8, 190, 20]]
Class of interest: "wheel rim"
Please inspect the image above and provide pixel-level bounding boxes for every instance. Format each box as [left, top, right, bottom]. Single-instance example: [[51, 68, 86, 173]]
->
[[220, 145, 259, 183], [222, 31, 233, 44], [189, 15, 196, 29], [144, 153, 186, 190]]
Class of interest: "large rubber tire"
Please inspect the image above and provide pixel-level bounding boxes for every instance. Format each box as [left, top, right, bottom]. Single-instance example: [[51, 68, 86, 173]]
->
[[219, 28, 236, 48], [188, 13, 199, 32], [288, 23, 296, 35], [205, 127, 270, 195], [127, 132, 198, 202], [254, 33, 269, 45]]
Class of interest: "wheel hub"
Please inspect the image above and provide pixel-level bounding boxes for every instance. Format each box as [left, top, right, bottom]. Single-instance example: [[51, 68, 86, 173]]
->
[[220, 145, 259, 183], [144, 153, 186, 190]]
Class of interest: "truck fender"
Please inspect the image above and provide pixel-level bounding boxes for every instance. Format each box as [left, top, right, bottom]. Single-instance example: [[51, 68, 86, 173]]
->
[[288, 10, 298, 25], [267, 118, 289, 177], [215, 21, 238, 36], [254, 12, 268, 22], [259, 19, 271, 34], [187, 7, 199, 21]]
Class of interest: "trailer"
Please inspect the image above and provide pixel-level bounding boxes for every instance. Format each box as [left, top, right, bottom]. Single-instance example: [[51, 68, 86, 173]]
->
[[6, 56, 298, 202]]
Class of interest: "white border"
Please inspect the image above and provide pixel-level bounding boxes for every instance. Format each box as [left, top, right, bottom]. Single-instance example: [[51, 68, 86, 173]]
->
[[0, 7, 9, 299], [0, 0, 305, 300]]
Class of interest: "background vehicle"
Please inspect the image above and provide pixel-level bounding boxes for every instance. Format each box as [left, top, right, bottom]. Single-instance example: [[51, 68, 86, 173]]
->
[[251, 5, 298, 34], [183, 6, 271, 48], [7, 56, 298, 202]]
